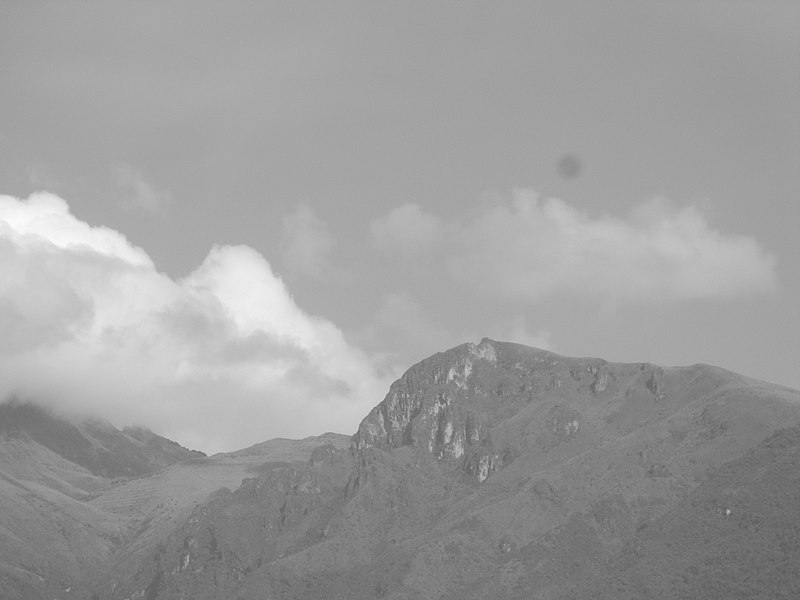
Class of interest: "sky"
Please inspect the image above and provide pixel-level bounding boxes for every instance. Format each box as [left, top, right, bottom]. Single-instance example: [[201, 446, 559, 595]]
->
[[1, 1, 798, 454]]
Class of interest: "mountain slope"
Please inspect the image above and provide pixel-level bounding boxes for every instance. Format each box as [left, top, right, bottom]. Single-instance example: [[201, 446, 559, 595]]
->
[[107, 339, 800, 600], [0, 401, 348, 600], [0, 402, 205, 480], [0, 402, 209, 600]]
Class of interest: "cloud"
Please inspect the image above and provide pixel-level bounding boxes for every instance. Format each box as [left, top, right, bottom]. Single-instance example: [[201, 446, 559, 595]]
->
[[493, 316, 554, 351], [280, 205, 338, 280], [0, 192, 389, 453], [355, 293, 554, 382], [26, 165, 66, 192], [374, 190, 777, 304], [112, 162, 172, 214], [369, 203, 442, 258], [355, 292, 456, 377]]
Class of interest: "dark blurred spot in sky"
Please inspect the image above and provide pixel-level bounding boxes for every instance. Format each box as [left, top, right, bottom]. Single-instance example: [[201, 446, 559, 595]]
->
[[556, 154, 582, 180]]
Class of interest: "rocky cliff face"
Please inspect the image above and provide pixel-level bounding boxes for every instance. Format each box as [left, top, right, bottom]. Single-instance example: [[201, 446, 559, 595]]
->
[[352, 338, 668, 483], [353, 339, 504, 480]]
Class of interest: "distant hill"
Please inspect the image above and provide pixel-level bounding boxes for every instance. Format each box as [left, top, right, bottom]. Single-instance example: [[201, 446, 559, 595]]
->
[[0, 400, 345, 600], [3, 340, 800, 599], [104, 339, 800, 600], [0, 401, 205, 479]]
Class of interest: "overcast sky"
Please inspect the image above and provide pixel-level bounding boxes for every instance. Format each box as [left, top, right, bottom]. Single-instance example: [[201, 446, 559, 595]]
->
[[1, 1, 798, 453]]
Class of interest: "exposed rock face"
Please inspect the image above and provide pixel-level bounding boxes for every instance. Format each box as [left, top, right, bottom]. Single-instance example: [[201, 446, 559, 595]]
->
[[351, 339, 637, 483], [353, 339, 501, 474]]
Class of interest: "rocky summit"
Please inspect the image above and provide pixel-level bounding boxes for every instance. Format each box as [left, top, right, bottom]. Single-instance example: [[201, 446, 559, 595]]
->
[[3, 339, 800, 599]]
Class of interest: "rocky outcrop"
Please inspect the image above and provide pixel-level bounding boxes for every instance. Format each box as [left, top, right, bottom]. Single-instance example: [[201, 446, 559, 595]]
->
[[352, 339, 507, 481], [350, 339, 621, 482]]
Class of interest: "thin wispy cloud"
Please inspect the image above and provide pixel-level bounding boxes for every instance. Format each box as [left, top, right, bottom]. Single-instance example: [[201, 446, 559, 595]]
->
[[26, 165, 66, 192], [355, 292, 456, 377], [0, 192, 389, 453], [369, 203, 443, 259], [494, 316, 554, 351], [280, 205, 338, 281], [355, 293, 554, 380], [112, 162, 172, 215]]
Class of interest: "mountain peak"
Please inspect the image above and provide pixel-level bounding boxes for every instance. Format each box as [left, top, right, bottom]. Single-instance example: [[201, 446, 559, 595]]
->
[[352, 339, 571, 481], [350, 340, 763, 484]]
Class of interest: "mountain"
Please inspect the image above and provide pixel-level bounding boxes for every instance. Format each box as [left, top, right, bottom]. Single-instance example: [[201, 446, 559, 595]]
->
[[0, 401, 204, 600], [0, 401, 205, 480], [0, 400, 349, 600], [95, 339, 800, 600]]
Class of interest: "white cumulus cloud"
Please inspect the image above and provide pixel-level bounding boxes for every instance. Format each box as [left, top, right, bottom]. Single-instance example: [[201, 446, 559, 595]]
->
[[369, 202, 443, 258], [375, 190, 777, 304], [0, 192, 389, 453]]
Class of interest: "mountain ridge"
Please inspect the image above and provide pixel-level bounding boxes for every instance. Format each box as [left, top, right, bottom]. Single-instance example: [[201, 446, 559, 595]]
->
[[106, 339, 800, 600], [2, 339, 799, 599], [0, 401, 205, 480], [0, 401, 350, 600]]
